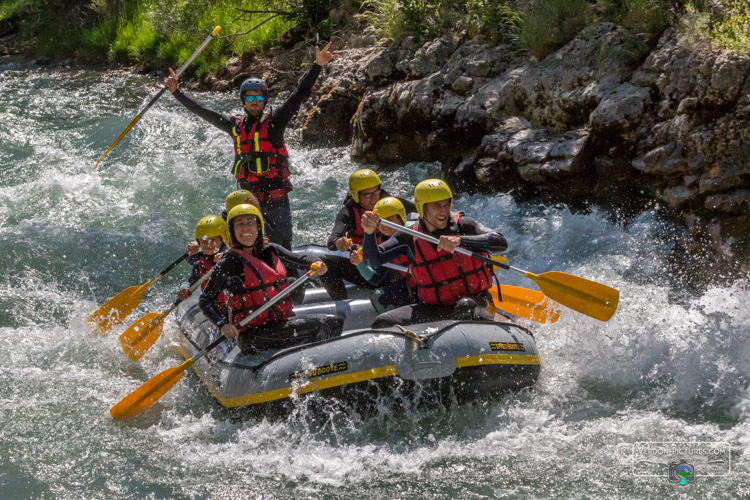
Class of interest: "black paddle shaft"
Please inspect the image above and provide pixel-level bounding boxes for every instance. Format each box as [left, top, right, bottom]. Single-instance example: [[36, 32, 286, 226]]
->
[[154, 253, 188, 280]]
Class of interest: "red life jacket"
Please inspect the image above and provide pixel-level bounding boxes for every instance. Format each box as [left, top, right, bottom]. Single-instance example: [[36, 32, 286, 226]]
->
[[231, 115, 291, 194], [410, 212, 494, 305], [226, 247, 293, 329], [196, 250, 228, 305], [195, 254, 215, 291], [348, 205, 384, 246]]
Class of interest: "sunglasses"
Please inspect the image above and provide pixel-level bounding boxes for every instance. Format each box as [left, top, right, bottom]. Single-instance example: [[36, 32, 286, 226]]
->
[[359, 188, 381, 199], [244, 95, 265, 102]]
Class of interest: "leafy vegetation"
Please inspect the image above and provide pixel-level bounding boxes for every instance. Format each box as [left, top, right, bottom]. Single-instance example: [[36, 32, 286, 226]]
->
[[2, 0, 748, 73], [1, 0, 304, 75]]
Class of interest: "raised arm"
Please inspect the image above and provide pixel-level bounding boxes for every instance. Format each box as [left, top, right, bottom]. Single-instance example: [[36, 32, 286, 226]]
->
[[165, 67, 236, 133]]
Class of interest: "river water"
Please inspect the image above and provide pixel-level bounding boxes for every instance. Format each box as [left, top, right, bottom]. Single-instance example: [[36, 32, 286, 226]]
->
[[1, 62, 748, 498]]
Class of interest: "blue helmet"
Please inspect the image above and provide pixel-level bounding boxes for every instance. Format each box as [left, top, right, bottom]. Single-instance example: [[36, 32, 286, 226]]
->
[[240, 77, 268, 103]]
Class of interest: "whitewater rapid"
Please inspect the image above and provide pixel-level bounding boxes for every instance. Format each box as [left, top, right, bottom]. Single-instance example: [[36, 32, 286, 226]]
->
[[0, 61, 748, 498]]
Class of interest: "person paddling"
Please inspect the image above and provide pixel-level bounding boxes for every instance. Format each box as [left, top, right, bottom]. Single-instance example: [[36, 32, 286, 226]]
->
[[178, 215, 230, 301], [362, 179, 507, 327], [321, 169, 416, 300], [199, 204, 343, 353], [349, 197, 416, 313], [165, 42, 338, 250]]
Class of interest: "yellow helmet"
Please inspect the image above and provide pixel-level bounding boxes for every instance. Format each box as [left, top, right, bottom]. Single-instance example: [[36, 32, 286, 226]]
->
[[225, 189, 255, 214], [227, 203, 264, 242], [414, 178, 452, 217], [348, 168, 381, 203], [195, 215, 230, 245], [374, 197, 406, 224]]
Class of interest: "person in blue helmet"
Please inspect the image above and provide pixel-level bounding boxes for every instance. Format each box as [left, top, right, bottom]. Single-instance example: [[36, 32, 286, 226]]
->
[[165, 42, 337, 250]]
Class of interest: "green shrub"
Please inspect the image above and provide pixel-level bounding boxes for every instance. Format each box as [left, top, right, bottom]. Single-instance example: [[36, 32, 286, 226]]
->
[[620, 0, 671, 41], [517, 0, 593, 59], [357, 0, 402, 39], [462, 0, 522, 42], [676, 0, 750, 53], [710, 2, 750, 52]]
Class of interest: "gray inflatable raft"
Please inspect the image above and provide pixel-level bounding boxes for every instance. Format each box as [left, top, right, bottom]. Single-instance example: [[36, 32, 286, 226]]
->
[[174, 287, 541, 410]]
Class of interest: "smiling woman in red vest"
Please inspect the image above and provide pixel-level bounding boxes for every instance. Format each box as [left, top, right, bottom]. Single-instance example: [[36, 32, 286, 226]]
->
[[165, 42, 337, 250], [199, 204, 343, 353]]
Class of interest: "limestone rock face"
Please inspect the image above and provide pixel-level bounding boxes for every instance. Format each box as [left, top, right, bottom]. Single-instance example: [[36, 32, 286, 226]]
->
[[199, 21, 750, 262]]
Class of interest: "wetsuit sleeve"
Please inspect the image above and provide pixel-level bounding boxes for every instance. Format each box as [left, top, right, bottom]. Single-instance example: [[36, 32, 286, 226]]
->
[[457, 217, 508, 253], [267, 64, 322, 145], [356, 261, 376, 281], [199, 255, 243, 328], [362, 232, 414, 269], [327, 206, 351, 250], [269, 243, 319, 270], [172, 89, 236, 134]]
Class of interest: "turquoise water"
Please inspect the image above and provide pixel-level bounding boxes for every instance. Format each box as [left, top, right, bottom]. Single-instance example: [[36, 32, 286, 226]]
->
[[1, 61, 748, 498]]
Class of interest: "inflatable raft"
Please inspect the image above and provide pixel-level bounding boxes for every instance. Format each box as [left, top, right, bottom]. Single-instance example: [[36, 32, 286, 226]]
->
[[172, 244, 540, 411]]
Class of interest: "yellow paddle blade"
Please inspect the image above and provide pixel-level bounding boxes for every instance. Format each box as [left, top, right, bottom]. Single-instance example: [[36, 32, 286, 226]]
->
[[95, 114, 142, 167], [529, 271, 619, 322], [88, 282, 150, 335], [119, 310, 168, 361], [490, 285, 560, 324], [490, 255, 508, 271], [110, 359, 193, 419]]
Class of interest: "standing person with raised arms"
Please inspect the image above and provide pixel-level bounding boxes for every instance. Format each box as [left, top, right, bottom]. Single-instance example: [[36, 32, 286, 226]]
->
[[361, 179, 508, 327], [164, 42, 338, 250]]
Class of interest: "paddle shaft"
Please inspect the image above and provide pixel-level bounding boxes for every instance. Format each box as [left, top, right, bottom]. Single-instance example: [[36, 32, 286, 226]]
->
[[147, 253, 189, 287], [375, 218, 509, 272], [132, 27, 217, 116], [237, 268, 316, 327], [95, 26, 221, 167], [164, 267, 213, 315], [327, 249, 408, 273]]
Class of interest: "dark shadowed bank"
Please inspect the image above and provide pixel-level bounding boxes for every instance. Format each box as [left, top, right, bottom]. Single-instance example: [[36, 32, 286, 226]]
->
[[2, 0, 749, 275]]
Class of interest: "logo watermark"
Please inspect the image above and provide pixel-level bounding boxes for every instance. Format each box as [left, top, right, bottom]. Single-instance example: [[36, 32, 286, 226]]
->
[[632, 442, 730, 483]]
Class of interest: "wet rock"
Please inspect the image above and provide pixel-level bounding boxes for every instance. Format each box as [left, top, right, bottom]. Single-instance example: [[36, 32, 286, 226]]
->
[[698, 174, 745, 195], [408, 37, 456, 79], [632, 143, 692, 175], [704, 190, 750, 213], [212, 80, 231, 92], [660, 185, 697, 209], [590, 83, 652, 139]]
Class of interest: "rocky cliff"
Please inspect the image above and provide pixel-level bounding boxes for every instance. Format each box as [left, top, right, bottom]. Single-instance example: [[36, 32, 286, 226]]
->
[[202, 22, 750, 269]]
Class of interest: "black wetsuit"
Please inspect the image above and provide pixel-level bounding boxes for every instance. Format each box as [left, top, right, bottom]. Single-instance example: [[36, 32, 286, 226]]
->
[[320, 192, 417, 300], [362, 214, 507, 327]]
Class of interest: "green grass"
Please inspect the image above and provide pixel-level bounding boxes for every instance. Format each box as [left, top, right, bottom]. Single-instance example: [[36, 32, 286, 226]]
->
[[7, 0, 299, 75], [517, 0, 593, 60], [357, 0, 401, 39]]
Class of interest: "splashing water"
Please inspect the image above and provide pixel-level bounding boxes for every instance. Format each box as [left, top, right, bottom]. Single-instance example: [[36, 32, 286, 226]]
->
[[1, 62, 748, 498]]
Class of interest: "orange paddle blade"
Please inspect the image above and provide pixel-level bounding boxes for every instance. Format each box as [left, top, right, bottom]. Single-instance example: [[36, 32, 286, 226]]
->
[[490, 285, 560, 324], [119, 310, 168, 361], [88, 283, 150, 335], [529, 271, 619, 322], [110, 359, 193, 419]]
